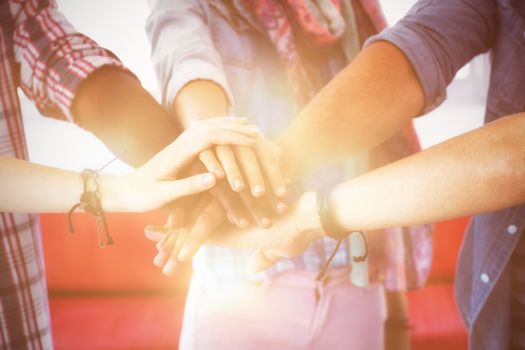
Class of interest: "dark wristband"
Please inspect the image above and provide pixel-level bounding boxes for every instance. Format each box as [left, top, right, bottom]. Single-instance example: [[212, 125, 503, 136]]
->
[[316, 190, 348, 240], [314, 191, 369, 282], [68, 169, 114, 248]]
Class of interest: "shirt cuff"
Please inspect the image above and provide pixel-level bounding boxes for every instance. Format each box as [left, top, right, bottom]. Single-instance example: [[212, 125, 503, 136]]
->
[[365, 25, 448, 115], [46, 53, 135, 121], [162, 58, 235, 112]]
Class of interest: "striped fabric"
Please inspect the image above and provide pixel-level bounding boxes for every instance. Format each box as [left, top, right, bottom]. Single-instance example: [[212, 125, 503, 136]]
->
[[0, 1, 125, 348]]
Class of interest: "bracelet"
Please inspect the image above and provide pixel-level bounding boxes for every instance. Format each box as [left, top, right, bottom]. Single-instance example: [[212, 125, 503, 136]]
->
[[316, 190, 348, 240], [68, 169, 114, 248], [315, 191, 368, 281]]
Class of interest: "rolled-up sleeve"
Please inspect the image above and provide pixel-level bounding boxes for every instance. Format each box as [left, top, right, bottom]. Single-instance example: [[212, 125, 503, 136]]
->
[[366, 0, 496, 114], [12, 0, 131, 121], [146, 0, 234, 109]]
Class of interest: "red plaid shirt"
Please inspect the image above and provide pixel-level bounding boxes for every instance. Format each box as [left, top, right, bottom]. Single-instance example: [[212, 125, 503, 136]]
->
[[0, 1, 125, 348]]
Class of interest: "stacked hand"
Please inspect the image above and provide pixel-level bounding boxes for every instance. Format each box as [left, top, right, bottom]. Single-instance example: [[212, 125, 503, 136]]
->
[[103, 117, 259, 212], [212, 191, 325, 272], [145, 191, 325, 275], [143, 116, 298, 275], [200, 135, 290, 228]]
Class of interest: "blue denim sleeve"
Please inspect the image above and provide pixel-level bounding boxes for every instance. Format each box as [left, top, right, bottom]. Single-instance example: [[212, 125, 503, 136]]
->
[[366, 0, 497, 114]]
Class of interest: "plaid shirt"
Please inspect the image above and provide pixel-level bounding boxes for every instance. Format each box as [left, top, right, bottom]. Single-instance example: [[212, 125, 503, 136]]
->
[[0, 1, 124, 348]]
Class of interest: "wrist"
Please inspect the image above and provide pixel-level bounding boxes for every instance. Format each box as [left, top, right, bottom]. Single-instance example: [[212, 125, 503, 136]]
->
[[316, 190, 349, 240], [171, 80, 230, 128], [68, 169, 115, 246], [297, 191, 325, 241], [270, 141, 296, 184], [98, 174, 127, 212]]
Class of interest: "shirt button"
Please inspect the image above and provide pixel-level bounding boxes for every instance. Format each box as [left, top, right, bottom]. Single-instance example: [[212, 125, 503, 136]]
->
[[507, 224, 518, 235], [480, 273, 490, 284]]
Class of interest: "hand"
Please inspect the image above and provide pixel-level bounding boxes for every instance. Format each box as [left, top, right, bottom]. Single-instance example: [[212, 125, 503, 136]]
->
[[144, 202, 189, 275], [170, 80, 289, 227], [198, 134, 289, 227], [144, 182, 290, 274], [102, 117, 259, 212], [199, 129, 287, 197], [145, 196, 226, 275], [208, 191, 325, 272], [143, 191, 320, 276]]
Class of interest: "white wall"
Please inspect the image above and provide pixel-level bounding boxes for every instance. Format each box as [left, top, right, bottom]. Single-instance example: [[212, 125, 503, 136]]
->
[[380, 0, 487, 148], [23, 0, 155, 174], [23, 0, 487, 173]]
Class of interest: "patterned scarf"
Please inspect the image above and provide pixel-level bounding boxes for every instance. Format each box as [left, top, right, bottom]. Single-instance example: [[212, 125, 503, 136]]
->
[[239, 0, 420, 153], [239, 0, 348, 104]]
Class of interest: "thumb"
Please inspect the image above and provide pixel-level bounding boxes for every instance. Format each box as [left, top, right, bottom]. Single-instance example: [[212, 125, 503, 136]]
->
[[247, 249, 284, 273]]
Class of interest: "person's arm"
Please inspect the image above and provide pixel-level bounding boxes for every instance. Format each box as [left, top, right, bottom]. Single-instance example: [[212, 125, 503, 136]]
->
[[146, 0, 287, 225], [276, 0, 497, 176], [72, 67, 181, 168], [329, 113, 525, 229], [203, 113, 525, 271], [14, 0, 180, 167], [277, 41, 424, 176], [146, 0, 498, 272], [147, 0, 250, 192], [0, 117, 258, 213], [172, 80, 287, 225]]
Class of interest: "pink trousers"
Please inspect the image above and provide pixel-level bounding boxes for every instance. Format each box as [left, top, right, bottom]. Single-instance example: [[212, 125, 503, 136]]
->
[[180, 267, 386, 350]]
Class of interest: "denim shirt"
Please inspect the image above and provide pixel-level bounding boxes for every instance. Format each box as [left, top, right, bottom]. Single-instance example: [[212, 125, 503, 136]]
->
[[369, 0, 525, 348]]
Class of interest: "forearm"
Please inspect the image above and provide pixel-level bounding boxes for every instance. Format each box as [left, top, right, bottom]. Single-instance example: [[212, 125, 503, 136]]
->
[[72, 67, 181, 167], [329, 113, 525, 231], [171, 80, 230, 127], [0, 156, 122, 213], [0, 117, 258, 214], [276, 41, 425, 175]]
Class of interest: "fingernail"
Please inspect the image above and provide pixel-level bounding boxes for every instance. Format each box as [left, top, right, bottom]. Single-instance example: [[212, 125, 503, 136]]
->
[[260, 217, 271, 227], [276, 202, 287, 213], [145, 225, 169, 235], [226, 212, 234, 224], [162, 259, 177, 276], [239, 218, 249, 228], [153, 253, 166, 267], [233, 179, 244, 191], [214, 169, 224, 178], [178, 246, 191, 262], [252, 185, 265, 197], [285, 177, 292, 184], [202, 173, 216, 187], [276, 185, 287, 197], [155, 237, 166, 250]]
